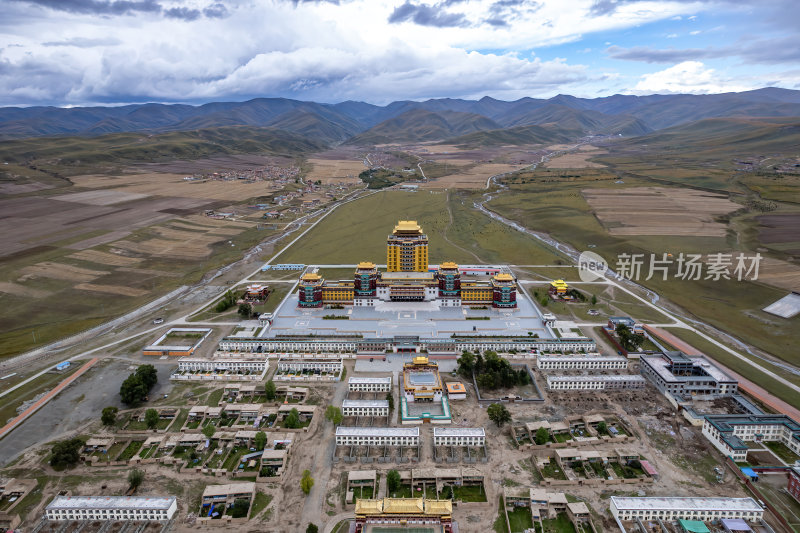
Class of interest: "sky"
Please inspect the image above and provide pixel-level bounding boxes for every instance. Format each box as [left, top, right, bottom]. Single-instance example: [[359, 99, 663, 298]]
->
[[0, 0, 798, 106]]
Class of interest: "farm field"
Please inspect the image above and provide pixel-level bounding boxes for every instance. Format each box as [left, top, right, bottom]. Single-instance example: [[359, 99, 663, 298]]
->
[[420, 162, 524, 189], [544, 146, 607, 168], [487, 168, 797, 366], [582, 187, 739, 237], [306, 158, 365, 184], [273, 189, 564, 266]]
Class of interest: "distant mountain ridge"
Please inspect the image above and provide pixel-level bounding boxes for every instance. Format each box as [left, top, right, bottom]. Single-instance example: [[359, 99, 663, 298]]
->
[[1, 87, 799, 146]]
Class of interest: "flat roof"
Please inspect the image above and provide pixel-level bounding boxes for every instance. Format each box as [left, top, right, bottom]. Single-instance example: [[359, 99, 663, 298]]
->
[[336, 426, 419, 437], [641, 353, 735, 383], [433, 427, 485, 437], [611, 496, 762, 512], [202, 483, 256, 497], [547, 375, 646, 382], [349, 376, 392, 384], [539, 355, 627, 362], [46, 496, 176, 511], [343, 399, 390, 408], [381, 271, 435, 280]]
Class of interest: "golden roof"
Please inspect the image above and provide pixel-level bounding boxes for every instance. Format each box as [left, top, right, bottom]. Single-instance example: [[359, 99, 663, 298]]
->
[[412, 356, 429, 365], [493, 273, 514, 281], [550, 279, 568, 287], [446, 382, 466, 393], [354, 499, 384, 516], [357, 261, 376, 269], [301, 273, 321, 281], [393, 220, 422, 235], [440, 261, 458, 269], [425, 499, 453, 516], [382, 497, 425, 514], [354, 497, 453, 517]]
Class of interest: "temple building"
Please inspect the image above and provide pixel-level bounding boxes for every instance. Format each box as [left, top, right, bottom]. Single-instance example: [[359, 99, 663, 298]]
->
[[298, 221, 517, 309]]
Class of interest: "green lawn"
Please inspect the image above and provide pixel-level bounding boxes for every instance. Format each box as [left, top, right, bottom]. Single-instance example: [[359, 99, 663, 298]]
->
[[116, 441, 143, 461], [507, 506, 534, 533], [453, 484, 488, 502], [250, 491, 273, 518], [541, 462, 567, 480], [542, 513, 577, 533], [206, 389, 224, 407], [493, 496, 509, 533], [764, 441, 800, 464], [273, 189, 563, 266]]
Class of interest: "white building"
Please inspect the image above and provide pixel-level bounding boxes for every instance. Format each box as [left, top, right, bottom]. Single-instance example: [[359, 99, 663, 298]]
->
[[610, 496, 764, 522], [537, 355, 628, 370], [335, 427, 420, 447], [177, 358, 267, 372], [702, 414, 800, 462], [45, 496, 177, 522], [348, 376, 392, 392], [640, 352, 738, 398], [277, 359, 343, 374], [342, 399, 390, 417], [546, 375, 646, 390], [433, 427, 486, 447]]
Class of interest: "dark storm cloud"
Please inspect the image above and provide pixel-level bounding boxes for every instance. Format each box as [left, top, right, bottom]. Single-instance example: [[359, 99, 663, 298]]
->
[[607, 37, 800, 65], [388, 2, 469, 28], [8, 0, 231, 19]]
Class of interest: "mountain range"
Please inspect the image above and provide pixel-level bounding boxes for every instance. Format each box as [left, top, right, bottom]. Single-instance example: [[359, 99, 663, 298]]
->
[[1, 87, 800, 147]]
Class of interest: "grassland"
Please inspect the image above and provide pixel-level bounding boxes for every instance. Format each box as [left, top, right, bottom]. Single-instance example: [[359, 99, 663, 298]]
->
[[487, 167, 797, 367], [274, 189, 564, 265]]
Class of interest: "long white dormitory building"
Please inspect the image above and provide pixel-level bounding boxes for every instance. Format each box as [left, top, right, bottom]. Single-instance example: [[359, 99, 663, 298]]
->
[[342, 399, 390, 417], [335, 427, 420, 447], [433, 427, 486, 447], [45, 496, 177, 521], [546, 375, 646, 390], [177, 357, 267, 372], [277, 359, 342, 373], [348, 376, 392, 392], [610, 497, 764, 522], [537, 355, 628, 370]]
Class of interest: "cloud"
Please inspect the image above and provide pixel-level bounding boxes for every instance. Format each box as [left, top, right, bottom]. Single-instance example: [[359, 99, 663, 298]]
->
[[7, 0, 231, 19], [607, 37, 800, 65], [632, 61, 751, 94], [42, 37, 122, 47], [388, 2, 469, 27]]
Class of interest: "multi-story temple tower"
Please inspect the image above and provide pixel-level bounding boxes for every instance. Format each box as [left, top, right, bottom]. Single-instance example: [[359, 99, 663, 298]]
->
[[386, 220, 428, 272]]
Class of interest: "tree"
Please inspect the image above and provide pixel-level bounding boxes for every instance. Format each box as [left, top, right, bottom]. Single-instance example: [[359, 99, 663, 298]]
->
[[591, 294, 597, 306], [284, 408, 301, 429], [487, 403, 511, 427], [135, 365, 158, 390], [325, 405, 343, 426], [202, 423, 216, 439], [264, 380, 276, 401], [535, 426, 550, 445], [456, 351, 476, 377], [306, 524, 319, 533], [50, 437, 85, 470], [215, 290, 237, 313], [128, 468, 144, 491], [119, 374, 147, 406], [254, 431, 267, 450], [145, 408, 159, 429], [101, 406, 118, 426], [238, 303, 253, 319], [387, 469, 401, 494], [596, 421, 608, 435], [300, 469, 314, 495], [386, 392, 394, 412]]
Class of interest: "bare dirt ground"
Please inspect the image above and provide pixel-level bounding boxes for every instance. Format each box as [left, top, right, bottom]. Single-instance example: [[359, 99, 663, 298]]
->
[[757, 256, 800, 291], [70, 173, 280, 201], [306, 158, 365, 184], [73, 283, 150, 297], [19, 261, 110, 283], [583, 186, 740, 237], [0, 281, 52, 298], [421, 163, 524, 189], [134, 154, 294, 174], [68, 249, 143, 267]]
